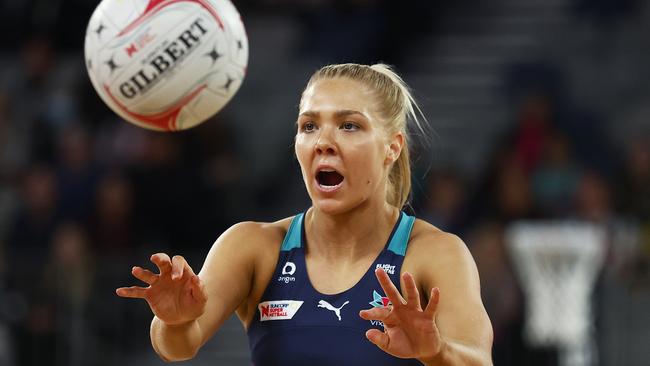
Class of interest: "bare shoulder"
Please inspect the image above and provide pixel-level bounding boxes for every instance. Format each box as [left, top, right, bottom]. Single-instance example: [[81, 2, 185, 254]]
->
[[200, 216, 296, 283], [407, 219, 470, 261], [403, 218, 477, 290], [213, 217, 292, 254], [199, 215, 297, 327]]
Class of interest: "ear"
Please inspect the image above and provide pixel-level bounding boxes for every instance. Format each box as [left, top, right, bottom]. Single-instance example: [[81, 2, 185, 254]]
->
[[385, 132, 404, 165]]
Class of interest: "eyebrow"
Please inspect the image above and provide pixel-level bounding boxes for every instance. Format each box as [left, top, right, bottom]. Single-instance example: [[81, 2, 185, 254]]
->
[[299, 110, 368, 119]]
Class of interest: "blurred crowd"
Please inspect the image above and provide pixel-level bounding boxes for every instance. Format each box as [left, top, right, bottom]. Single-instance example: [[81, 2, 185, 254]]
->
[[0, 0, 649, 365], [415, 91, 650, 364]]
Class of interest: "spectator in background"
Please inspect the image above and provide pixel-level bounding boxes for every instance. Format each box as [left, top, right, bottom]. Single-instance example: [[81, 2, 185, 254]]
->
[[6, 165, 59, 366], [90, 171, 138, 254], [0, 90, 17, 272], [0, 38, 51, 173], [421, 169, 468, 235], [129, 133, 208, 250], [55, 123, 102, 222], [530, 129, 581, 217], [575, 171, 613, 224], [492, 153, 535, 223], [512, 93, 553, 176], [0, 90, 14, 363], [44, 222, 96, 366], [468, 221, 523, 366], [12, 221, 98, 366], [6, 165, 59, 265], [617, 136, 650, 287], [189, 120, 247, 236], [617, 136, 650, 222]]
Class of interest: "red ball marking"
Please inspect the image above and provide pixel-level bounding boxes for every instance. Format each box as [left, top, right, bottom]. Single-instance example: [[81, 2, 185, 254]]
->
[[103, 83, 207, 131], [118, 0, 224, 38]]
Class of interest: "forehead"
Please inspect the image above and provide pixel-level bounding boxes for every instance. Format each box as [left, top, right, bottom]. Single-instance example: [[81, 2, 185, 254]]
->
[[300, 78, 378, 115]]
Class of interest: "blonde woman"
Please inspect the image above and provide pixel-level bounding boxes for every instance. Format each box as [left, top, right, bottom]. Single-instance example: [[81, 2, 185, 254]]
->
[[117, 63, 493, 365]]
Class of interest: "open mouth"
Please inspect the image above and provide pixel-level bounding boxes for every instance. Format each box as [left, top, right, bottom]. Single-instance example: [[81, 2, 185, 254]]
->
[[316, 170, 344, 188]]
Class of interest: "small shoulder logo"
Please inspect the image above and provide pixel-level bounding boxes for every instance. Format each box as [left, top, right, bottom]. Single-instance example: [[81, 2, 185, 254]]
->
[[376, 263, 395, 275], [258, 300, 303, 321]]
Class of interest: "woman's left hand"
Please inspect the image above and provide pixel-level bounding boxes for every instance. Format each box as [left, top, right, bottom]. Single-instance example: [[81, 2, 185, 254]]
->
[[359, 268, 443, 363]]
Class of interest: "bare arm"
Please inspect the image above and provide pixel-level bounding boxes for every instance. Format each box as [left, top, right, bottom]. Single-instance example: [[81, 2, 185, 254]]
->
[[360, 227, 493, 365], [118, 221, 266, 361], [419, 232, 493, 365]]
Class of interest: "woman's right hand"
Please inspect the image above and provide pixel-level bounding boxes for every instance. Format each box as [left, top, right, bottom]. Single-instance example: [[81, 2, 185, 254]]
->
[[116, 253, 207, 326]]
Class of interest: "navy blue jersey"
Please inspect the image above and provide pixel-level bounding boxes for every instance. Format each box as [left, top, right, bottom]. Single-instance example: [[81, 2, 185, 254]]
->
[[247, 212, 423, 366]]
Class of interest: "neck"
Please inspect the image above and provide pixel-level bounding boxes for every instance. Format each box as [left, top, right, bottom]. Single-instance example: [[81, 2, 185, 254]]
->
[[305, 200, 400, 263]]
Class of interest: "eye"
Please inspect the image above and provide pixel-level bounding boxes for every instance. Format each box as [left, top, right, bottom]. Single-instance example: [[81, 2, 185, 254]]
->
[[341, 122, 359, 131], [301, 121, 316, 132]]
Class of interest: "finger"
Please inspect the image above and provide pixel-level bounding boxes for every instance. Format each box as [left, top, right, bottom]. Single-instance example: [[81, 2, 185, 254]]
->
[[424, 287, 440, 319], [116, 286, 148, 299], [402, 272, 422, 310], [375, 268, 405, 307], [359, 307, 390, 321], [131, 266, 157, 285], [190, 275, 207, 303], [171, 255, 188, 280], [366, 329, 390, 350], [150, 253, 172, 275]]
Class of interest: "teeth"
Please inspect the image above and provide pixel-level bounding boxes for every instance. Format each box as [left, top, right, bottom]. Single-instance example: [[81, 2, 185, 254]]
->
[[318, 182, 341, 188]]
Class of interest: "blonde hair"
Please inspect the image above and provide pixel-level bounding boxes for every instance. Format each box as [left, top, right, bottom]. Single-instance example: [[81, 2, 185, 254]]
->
[[302, 63, 426, 209]]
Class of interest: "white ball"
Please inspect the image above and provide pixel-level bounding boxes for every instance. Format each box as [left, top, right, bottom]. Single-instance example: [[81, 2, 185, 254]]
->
[[84, 0, 248, 131]]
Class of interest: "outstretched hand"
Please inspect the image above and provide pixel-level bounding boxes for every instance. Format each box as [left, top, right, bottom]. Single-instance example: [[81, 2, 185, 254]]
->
[[359, 268, 443, 363], [116, 253, 207, 326]]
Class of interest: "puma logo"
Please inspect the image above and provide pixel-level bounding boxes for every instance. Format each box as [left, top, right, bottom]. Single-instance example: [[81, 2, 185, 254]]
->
[[317, 300, 350, 321]]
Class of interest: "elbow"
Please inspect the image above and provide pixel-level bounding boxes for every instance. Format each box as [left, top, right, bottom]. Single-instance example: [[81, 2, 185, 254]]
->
[[479, 352, 493, 366], [150, 317, 203, 362], [155, 347, 199, 363], [151, 335, 201, 362]]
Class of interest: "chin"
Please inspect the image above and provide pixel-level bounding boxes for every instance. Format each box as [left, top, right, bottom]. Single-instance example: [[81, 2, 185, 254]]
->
[[311, 198, 351, 216], [311, 194, 372, 216]]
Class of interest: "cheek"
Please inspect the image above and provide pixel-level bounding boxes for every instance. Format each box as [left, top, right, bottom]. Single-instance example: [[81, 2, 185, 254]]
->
[[348, 149, 385, 183], [294, 135, 306, 157], [294, 137, 311, 172]]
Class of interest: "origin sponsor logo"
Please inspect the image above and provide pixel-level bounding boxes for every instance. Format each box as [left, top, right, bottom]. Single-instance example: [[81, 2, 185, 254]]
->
[[277, 276, 296, 284], [278, 261, 296, 283], [258, 300, 303, 321], [282, 261, 296, 275]]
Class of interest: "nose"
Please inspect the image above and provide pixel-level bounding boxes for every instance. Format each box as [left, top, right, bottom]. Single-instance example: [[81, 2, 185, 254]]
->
[[315, 128, 337, 155]]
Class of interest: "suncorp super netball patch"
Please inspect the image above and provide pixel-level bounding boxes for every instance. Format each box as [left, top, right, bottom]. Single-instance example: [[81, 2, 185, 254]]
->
[[258, 300, 303, 321]]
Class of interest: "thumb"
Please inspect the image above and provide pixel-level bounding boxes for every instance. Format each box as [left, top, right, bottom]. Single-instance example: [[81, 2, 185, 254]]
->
[[366, 329, 390, 350]]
